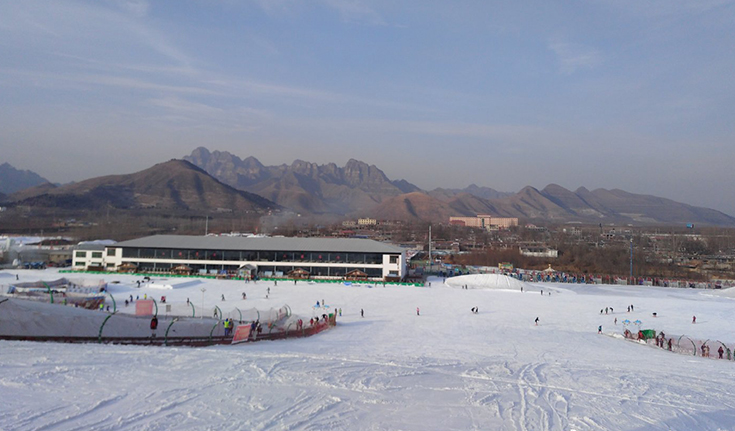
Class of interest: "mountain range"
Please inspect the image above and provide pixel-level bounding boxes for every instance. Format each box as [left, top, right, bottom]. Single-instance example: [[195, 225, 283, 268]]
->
[[4, 159, 275, 212], [184, 148, 735, 226], [2, 149, 734, 226], [0, 162, 50, 195]]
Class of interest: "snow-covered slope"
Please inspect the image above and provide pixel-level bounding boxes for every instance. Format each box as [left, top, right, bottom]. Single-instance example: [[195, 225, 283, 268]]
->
[[2, 269, 735, 430]]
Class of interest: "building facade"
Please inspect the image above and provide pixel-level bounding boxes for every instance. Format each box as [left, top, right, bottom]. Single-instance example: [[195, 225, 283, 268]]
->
[[73, 235, 407, 280], [449, 215, 519, 229]]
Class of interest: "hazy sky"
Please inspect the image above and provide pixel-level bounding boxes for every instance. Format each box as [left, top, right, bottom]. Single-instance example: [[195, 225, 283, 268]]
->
[[1, 1, 734, 215]]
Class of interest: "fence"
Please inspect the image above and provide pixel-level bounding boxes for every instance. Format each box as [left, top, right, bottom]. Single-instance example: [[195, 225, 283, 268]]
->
[[621, 329, 734, 361], [0, 297, 334, 347]]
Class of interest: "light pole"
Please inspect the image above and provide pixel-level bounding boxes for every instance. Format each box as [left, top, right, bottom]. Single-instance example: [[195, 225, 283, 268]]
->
[[629, 237, 634, 284], [200, 287, 206, 319]]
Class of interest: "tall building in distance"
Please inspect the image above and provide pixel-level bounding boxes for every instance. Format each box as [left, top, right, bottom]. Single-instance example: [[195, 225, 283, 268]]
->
[[449, 215, 519, 230]]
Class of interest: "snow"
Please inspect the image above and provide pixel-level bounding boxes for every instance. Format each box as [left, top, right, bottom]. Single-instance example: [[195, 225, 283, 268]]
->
[[3, 269, 735, 430]]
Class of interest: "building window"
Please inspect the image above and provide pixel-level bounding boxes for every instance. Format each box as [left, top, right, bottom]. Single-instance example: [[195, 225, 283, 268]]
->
[[92, 252, 103, 259], [75, 261, 85, 266], [106, 263, 115, 268], [75, 251, 86, 258], [389, 255, 399, 264], [106, 248, 116, 257]]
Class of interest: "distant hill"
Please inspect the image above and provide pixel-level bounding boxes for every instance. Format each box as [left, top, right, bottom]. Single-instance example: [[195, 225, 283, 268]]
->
[[0, 163, 51, 194], [184, 147, 422, 215], [7, 159, 277, 212], [366, 184, 735, 226]]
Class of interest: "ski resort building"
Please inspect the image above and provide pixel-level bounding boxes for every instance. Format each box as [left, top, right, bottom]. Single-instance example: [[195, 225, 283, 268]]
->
[[73, 235, 407, 281]]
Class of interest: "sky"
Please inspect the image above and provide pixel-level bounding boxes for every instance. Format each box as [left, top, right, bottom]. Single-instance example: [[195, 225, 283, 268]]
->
[[1, 0, 734, 215]]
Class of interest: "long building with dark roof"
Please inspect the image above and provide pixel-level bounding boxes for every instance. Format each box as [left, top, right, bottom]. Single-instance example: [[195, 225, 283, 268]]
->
[[73, 235, 407, 280]]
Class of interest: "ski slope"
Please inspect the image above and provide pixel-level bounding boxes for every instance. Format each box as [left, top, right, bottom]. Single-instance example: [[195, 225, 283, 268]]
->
[[2, 269, 735, 430]]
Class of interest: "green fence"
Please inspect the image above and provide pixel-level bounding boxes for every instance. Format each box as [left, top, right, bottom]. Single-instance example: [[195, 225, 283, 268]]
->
[[60, 270, 423, 287]]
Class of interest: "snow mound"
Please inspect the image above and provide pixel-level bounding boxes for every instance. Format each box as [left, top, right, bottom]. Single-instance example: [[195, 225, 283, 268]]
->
[[708, 287, 735, 298], [147, 279, 202, 290], [445, 274, 527, 290]]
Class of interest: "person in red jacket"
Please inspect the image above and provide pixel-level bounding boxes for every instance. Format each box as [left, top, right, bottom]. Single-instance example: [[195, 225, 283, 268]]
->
[[150, 316, 158, 330]]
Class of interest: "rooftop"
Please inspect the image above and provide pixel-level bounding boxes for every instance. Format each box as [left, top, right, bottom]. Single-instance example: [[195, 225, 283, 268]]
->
[[114, 235, 404, 254]]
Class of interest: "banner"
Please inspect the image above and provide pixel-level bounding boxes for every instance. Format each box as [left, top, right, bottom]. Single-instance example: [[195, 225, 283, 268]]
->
[[232, 325, 251, 344], [135, 300, 154, 316]]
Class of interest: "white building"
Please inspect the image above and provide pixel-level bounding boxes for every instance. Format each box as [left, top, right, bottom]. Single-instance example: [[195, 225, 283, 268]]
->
[[73, 235, 407, 280]]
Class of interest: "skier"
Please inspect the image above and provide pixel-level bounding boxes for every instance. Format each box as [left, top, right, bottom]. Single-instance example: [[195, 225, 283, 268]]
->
[[719, 346, 724, 359], [416, 307, 420, 316], [667, 338, 672, 351], [631, 304, 634, 312], [360, 309, 364, 318], [692, 315, 696, 324], [610, 307, 613, 313], [541, 290, 543, 295], [627, 306, 630, 313], [520, 286, 523, 292], [598, 325, 602, 334], [267, 287, 270, 295], [534, 317, 539, 326], [150, 316, 158, 330], [614, 318, 617, 325], [242, 292, 246, 300], [605, 307, 608, 314], [221, 294, 225, 301]]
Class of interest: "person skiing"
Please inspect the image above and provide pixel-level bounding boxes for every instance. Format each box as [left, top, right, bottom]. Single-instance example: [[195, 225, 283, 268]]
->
[[150, 316, 158, 330], [534, 317, 539, 326], [719, 346, 724, 359], [416, 307, 420, 316], [598, 325, 602, 334], [667, 338, 672, 351], [360, 309, 364, 318], [614, 318, 617, 325], [692, 315, 696, 324], [605, 307, 608, 314], [221, 294, 225, 301]]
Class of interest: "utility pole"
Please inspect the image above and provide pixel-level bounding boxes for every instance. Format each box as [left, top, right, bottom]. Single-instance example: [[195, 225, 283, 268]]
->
[[205, 215, 209, 236], [428, 225, 432, 273], [629, 237, 634, 283]]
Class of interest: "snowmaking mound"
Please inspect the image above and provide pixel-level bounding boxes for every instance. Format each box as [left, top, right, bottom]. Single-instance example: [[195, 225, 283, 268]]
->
[[707, 287, 735, 298], [445, 274, 527, 290], [146, 279, 203, 290]]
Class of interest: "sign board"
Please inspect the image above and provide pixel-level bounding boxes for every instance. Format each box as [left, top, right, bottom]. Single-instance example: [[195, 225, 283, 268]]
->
[[135, 300, 154, 316], [232, 326, 251, 344]]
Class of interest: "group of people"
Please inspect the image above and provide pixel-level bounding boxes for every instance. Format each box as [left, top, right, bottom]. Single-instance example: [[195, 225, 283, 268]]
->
[[470, 306, 479, 314], [600, 307, 614, 314]]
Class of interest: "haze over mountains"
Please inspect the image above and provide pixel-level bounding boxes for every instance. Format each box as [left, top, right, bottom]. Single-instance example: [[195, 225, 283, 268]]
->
[[2, 148, 734, 227]]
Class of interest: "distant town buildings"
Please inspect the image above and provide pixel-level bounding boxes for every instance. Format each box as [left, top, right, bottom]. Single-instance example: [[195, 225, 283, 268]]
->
[[519, 246, 559, 258], [357, 218, 377, 226], [449, 215, 519, 230]]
